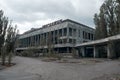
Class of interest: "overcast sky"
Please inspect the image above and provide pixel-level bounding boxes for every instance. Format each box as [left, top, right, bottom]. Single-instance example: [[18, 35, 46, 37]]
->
[[0, 0, 104, 34]]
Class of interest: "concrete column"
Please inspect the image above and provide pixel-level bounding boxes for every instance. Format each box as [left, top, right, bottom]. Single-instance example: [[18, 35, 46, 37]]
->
[[30, 37, 32, 47], [27, 37, 28, 47], [90, 34, 92, 40], [31, 36, 33, 46], [72, 28, 74, 37], [35, 35, 36, 46], [35, 35, 37, 46], [107, 45, 111, 58], [67, 27, 69, 43], [28, 37, 29, 47], [40, 34, 41, 46], [40, 34, 42, 46], [67, 47, 69, 53], [62, 28, 64, 43], [81, 47, 85, 57], [57, 48, 59, 53], [44, 33, 47, 46], [46, 33, 48, 45], [29, 37, 30, 47], [36, 35, 38, 46], [27, 38, 29, 47], [53, 31, 55, 44], [57, 30, 59, 44], [76, 48, 79, 56], [107, 43, 116, 59], [93, 46, 99, 58], [33, 36, 35, 47], [25, 38, 26, 47], [43, 33, 45, 46], [62, 28, 64, 36], [107, 42, 116, 59]]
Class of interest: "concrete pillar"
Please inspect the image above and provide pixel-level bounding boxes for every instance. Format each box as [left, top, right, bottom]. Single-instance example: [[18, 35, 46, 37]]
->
[[93, 46, 99, 58], [31, 36, 33, 46], [107, 43, 115, 59], [107, 42, 116, 59], [27, 37, 29, 47], [57, 30, 59, 44], [36, 35, 38, 45], [76, 48, 79, 56], [90, 34, 92, 40], [40, 34, 41, 46], [34, 36, 35, 46], [30, 37, 32, 47], [36, 35, 38, 46], [57, 48, 59, 53], [72, 28, 74, 37], [46, 32, 49, 45], [40, 34, 42, 46], [42, 34, 44, 45], [62, 28, 64, 36], [28, 37, 30, 47], [35, 35, 37, 46], [67, 47, 69, 53], [25, 38, 27, 47], [45, 33, 47, 45], [53, 31, 55, 44], [107, 45, 110, 58], [62, 28, 64, 43], [81, 47, 85, 57], [67, 27, 69, 43]]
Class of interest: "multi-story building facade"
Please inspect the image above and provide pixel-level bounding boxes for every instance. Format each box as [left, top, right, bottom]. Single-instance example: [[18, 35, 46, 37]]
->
[[16, 19, 94, 54]]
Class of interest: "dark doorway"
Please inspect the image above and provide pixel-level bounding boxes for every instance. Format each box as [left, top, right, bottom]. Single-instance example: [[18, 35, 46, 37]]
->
[[85, 47, 94, 57]]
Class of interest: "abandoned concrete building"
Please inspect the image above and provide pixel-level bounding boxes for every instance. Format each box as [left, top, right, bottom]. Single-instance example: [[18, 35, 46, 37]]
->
[[16, 19, 95, 56]]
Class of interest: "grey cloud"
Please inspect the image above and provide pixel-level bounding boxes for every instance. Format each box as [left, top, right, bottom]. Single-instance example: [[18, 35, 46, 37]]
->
[[0, 0, 105, 33], [3, 0, 75, 22]]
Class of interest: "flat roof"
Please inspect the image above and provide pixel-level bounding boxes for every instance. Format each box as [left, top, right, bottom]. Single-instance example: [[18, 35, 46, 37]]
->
[[63, 19, 94, 30], [76, 34, 120, 47], [22, 19, 94, 35]]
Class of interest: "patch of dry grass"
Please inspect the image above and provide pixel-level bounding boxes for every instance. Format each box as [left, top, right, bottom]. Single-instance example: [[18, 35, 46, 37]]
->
[[0, 62, 16, 70], [41, 57, 58, 62]]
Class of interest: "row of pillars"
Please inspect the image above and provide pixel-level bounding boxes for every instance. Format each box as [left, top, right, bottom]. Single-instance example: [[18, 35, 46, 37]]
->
[[79, 44, 114, 58], [20, 27, 69, 47]]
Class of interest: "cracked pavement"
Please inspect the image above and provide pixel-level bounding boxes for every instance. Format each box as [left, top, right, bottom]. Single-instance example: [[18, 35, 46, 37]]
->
[[0, 56, 120, 80]]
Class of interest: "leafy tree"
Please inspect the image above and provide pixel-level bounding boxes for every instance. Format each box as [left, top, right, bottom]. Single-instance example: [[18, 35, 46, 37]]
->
[[0, 10, 8, 55], [0, 10, 18, 65], [94, 0, 120, 58], [6, 24, 18, 65], [94, 4, 107, 40], [0, 10, 8, 65]]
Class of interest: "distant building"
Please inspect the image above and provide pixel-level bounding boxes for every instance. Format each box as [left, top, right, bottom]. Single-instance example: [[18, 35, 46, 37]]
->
[[16, 19, 94, 54]]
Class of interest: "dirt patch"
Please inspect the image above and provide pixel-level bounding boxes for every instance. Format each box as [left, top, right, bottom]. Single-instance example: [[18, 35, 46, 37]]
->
[[57, 59, 103, 64], [57, 59, 81, 63], [2, 63, 16, 67], [0, 63, 16, 70], [41, 57, 58, 62], [41, 58, 104, 64]]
